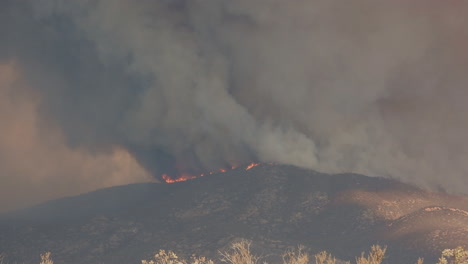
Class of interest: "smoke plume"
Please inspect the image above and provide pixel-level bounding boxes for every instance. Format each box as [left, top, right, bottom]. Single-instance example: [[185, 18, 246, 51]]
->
[[0, 61, 151, 212], [1, 0, 468, 210]]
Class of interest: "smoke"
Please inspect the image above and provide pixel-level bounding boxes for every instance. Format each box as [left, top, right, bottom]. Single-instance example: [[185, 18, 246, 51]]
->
[[1, 0, 468, 210], [0, 61, 151, 213]]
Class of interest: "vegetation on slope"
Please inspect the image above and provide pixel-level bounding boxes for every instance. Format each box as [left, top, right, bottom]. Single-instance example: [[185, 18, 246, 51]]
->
[[139, 240, 467, 264], [3, 241, 467, 264]]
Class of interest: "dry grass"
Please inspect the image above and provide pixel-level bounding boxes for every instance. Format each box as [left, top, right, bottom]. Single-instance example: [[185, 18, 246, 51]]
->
[[142, 242, 386, 264], [8, 242, 467, 264], [355, 245, 386, 264], [219, 240, 259, 264], [141, 249, 214, 264], [436, 246, 468, 264], [40, 252, 53, 264], [141, 250, 184, 264], [314, 251, 340, 264], [283, 246, 309, 264]]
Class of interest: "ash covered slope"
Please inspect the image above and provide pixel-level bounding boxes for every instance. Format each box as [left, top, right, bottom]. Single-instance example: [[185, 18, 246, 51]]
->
[[1, 164, 467, 264]]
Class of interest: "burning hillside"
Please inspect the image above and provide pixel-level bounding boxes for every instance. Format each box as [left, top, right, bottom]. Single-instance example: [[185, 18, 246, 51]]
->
[[1, 164, 467, 264], [161, 163, 261, 183]]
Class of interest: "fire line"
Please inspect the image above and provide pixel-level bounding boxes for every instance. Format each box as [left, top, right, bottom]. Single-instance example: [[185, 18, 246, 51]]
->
[[162, 162, 262, 183]]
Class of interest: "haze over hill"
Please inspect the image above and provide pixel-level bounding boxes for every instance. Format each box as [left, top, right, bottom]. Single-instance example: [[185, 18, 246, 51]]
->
[[2, 1, 468, 211], [1, 164, 467, 264]]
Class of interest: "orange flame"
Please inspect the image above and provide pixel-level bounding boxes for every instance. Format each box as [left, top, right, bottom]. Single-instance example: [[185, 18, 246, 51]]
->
[[162, 173, 198, 183], [245, 162, 260, 170], [161, 162, 265, 183]]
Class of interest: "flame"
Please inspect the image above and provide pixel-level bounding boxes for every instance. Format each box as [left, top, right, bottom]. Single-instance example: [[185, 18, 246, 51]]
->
[[161, 162, 266, 183], [162, 173, 198, 183], [245, 162, 260, 170]]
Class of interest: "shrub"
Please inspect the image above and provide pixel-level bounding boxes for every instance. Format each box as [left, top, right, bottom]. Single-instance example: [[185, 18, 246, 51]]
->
[[219, 240, 259, 264], [141, 250, 214, 264], [355, 245, 386, 264], [282, 246, 309, 264], [13, 241, 468, 264], [436, 246, 468, 264], [313, 251, 337, 264], [40, 252, 53, 264]]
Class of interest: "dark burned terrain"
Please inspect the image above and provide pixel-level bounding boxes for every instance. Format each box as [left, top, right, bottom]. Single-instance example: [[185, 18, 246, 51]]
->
[[1, 164, 467, 264]]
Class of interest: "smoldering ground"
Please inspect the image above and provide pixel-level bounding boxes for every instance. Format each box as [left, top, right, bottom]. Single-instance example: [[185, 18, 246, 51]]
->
[[1, 0, 468, 211]]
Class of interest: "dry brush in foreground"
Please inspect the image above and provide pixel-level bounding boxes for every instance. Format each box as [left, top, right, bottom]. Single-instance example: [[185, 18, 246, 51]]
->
[[5, 241, 467, 264], [141, 240, 467, 264]]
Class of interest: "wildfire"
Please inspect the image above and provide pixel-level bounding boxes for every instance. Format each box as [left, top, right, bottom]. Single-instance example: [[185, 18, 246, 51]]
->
[[162, 174, 197, 183], [161, 162, 263, 183], [246, 162, 260, 170]]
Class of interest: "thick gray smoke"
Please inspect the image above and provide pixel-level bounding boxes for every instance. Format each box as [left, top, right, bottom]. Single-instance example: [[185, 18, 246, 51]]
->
[[1, 0, 468, 210]]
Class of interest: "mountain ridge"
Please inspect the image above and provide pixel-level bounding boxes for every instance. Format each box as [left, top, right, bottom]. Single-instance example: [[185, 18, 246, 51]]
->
[[1, 164, 467, 264]]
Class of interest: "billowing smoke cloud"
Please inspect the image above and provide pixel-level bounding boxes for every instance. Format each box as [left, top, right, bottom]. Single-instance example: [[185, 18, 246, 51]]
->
[[0, 61, 151, 212], [1, 0, 468, 210]]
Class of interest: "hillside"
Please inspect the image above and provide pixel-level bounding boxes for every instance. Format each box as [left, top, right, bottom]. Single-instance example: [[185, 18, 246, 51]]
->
[[1, 164, 467, 264]]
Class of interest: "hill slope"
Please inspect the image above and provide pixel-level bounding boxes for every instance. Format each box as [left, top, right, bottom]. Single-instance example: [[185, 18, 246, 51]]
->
[[1, 164, 467, 264]]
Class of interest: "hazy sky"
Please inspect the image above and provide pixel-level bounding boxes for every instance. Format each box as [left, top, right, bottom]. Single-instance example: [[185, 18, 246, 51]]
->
[[1, 0, 468, 212]]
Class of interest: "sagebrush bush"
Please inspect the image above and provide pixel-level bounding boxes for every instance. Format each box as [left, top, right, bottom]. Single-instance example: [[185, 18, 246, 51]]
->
[[219, 240, 259, 264], [6, 241, 467, 264], [436, 246, 468, 264], [40, 252, 53, 264], [312, 250, 337, 264], [283, 246, 309, 264], [141, 249, 214, 264], [141, 243, 467, 264], [355, 245, 386, 264]]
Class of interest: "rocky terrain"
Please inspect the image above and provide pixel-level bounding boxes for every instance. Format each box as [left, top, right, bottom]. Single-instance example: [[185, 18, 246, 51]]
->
[[1, 164, 467, 264]]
